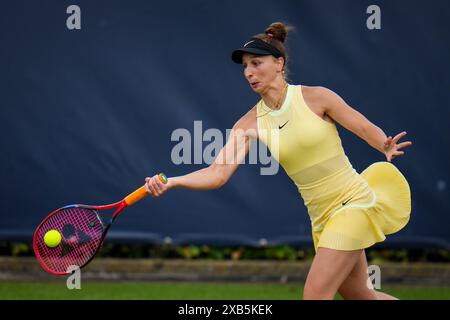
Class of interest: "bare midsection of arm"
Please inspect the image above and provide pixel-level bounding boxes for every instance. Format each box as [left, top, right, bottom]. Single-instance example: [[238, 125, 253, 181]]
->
[[170, 121, 254, 190]]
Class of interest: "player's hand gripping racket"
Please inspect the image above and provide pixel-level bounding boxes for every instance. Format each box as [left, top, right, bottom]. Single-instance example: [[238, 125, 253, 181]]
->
[[33, 173, 168, 275]]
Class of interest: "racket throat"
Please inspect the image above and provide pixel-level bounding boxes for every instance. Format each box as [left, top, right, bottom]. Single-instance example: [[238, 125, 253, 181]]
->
[[111, 200, 128, 221]]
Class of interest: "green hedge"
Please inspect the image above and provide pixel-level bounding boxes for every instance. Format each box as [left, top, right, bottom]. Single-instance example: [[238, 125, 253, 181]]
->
[[1, 241, 448, 262]]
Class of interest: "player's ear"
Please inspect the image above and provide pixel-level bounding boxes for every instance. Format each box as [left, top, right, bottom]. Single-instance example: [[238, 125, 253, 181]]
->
[[275, 57, 285, 72]]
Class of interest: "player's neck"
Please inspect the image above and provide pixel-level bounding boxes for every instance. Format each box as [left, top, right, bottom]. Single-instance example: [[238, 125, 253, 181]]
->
[[260, 79, 289, 110]]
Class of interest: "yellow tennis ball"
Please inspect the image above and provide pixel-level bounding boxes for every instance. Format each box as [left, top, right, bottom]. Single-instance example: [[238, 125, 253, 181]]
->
[[44, 230, 62, 248]]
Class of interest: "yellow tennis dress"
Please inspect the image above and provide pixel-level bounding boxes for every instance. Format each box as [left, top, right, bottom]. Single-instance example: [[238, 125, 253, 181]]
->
[[256, 84, 411, 251]]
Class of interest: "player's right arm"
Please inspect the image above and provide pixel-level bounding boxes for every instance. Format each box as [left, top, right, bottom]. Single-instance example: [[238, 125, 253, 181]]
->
[[145, 107, 257, 197]]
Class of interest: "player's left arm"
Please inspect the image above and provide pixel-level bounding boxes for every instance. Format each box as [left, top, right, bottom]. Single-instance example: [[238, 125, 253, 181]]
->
[[319, 87, 413, 162]]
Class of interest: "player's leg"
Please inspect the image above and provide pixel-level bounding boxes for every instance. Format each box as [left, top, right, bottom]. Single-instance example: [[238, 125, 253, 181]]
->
[[338, 250, 398, 300], [303, 247, 363, 300], [337, 250, 377, 299], [374, 291, 398, 300]]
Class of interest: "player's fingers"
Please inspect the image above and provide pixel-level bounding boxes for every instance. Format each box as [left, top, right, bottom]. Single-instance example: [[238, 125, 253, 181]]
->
[[144, 180, 150, 193], [153, 175, 167, 195], [392, 131, 407, 143], [146, 178, 159, 197], [386, 153, 392, 162], [397, 141, 412, 149], [144, 177, 151, 193], [151, 175, 165, 196], [384, 136, 392, 147]]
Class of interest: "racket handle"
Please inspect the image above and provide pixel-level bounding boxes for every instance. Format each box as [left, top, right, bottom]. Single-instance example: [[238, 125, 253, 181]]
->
[[124, 173, 168, 206]]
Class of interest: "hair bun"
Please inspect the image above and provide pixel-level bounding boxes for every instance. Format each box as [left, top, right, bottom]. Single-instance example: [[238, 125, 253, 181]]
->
[[264, 22, 290, 43]]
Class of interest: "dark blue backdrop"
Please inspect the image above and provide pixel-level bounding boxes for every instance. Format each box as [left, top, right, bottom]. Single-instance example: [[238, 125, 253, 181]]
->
[[1, 0, 449, 248]]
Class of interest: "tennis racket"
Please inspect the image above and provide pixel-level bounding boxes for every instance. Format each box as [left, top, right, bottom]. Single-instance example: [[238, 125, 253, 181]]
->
[[33, 173, 168, 276]]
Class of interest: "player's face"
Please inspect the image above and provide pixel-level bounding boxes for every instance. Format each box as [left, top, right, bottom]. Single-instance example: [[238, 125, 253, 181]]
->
[[242, 54, 283, 93]]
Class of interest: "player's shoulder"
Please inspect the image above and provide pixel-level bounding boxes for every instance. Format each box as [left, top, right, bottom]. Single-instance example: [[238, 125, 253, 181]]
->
[[232, 105, 258, 137], [235, 104, 256, 125], [301, 85, 335, 97], [300, 85, 341, 106]]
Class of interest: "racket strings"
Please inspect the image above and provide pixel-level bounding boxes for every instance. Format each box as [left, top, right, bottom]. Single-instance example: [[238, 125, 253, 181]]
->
[[35, 207, 105, 274]]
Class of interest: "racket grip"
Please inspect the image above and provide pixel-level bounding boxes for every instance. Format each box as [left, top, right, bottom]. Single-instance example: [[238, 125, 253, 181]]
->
[[124, 173, 168, 206], [158, 173, 168, 184], [124, 186, 148, 206]]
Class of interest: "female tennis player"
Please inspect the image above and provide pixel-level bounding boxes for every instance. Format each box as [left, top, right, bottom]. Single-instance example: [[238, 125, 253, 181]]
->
[[144, 22, 413, 300]]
